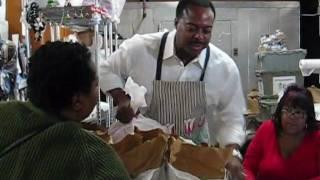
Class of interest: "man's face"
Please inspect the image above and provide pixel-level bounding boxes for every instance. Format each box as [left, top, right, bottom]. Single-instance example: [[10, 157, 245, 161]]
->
[[175, 5, 214, 61]]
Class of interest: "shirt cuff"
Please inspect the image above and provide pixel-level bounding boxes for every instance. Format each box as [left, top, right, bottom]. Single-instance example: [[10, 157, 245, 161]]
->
[[217, 124, 246, 147], [100, 74, 124, 93]]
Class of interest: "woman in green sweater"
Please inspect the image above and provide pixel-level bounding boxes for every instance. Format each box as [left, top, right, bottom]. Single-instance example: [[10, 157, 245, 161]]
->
[[0, 41, 130, 180]]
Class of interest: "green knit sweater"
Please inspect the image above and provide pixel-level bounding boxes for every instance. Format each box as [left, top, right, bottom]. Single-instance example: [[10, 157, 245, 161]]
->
[[0, 101, 131, 180]]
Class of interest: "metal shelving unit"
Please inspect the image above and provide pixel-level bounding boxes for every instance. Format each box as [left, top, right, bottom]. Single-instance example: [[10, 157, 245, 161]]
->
[[38, 2, 115, 126]]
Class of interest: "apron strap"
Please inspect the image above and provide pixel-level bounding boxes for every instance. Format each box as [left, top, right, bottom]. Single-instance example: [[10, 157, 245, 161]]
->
[[200, 46, 210, 81], [156, 32, 169, 80]]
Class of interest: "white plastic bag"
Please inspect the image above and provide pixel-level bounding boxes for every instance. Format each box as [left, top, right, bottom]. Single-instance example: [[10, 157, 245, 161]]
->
[[134, 164, 203, 180], [108, 77, 172, 143], [110, 0, 125, 23], [124, 77, 147, 113], [108, 114, 172, 144], [82, 0, 125, 23]]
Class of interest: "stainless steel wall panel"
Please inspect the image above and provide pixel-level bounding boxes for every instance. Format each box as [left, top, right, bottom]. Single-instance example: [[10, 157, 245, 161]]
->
[[237, 9, 250, 94], [132, 9, 155, 34], [212, 21, 233, 56], [215, 8, 238, 21], [279, 8, 300, 49]]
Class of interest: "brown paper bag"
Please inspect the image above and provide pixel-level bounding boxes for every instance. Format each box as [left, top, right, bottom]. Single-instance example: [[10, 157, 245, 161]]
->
[[308, 85, 320, 103], [99, 128, 232, 179], [246, 89, 260, 115], [112, 129, 169, 178], [94, 129, 111, 143], [168, 137, 232, 179]]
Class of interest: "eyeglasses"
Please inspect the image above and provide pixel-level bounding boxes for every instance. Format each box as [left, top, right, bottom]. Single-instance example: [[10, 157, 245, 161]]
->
[[282, 107, 306, 119]]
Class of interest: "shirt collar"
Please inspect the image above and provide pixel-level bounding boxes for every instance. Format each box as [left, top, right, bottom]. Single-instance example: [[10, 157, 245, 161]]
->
[[162, 30, 208, 69]]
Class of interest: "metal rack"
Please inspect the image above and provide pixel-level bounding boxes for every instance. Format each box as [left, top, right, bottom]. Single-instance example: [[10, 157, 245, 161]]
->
[[36, 2, 117, 126]]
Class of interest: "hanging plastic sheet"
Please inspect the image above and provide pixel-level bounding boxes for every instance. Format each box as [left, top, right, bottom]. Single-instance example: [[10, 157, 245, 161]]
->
[[82, 0, 125, 23]]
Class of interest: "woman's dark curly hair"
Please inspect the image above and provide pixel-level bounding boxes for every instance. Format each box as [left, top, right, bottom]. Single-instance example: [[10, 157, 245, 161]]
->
[[273, 84, 317, 136], [27, 41, 96, 113]]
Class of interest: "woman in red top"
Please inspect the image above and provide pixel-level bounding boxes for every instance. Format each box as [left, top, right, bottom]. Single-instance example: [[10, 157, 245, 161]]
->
[[243, 84, 320, 180]]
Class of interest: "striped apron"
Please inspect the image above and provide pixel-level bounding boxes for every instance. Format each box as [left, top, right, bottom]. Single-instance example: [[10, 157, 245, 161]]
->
[[147, 32, 211, 144]]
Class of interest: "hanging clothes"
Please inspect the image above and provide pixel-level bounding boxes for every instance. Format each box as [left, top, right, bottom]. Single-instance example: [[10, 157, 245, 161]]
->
[[0, 41, 18, 100]]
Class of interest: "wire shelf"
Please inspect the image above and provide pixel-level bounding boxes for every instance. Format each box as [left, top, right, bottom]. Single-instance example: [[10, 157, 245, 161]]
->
[[40, 6, 111, 28]]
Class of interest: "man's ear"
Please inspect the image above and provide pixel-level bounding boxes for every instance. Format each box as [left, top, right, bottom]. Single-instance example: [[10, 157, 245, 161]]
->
[[174, 18, 178, 27]]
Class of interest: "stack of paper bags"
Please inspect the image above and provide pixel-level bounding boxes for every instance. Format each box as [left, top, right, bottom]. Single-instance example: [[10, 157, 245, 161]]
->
[[97, 128, 232, 179], [246, 89, 260, 115]]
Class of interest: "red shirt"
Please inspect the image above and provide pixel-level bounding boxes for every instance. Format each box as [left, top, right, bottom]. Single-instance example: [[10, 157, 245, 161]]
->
[[243, 120, 320, 180]]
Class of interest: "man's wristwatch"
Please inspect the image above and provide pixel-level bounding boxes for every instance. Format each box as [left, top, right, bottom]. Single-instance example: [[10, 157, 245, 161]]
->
[[232, 149, 243, 161]]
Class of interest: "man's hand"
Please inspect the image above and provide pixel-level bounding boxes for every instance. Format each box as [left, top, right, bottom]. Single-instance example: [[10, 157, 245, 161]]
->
[[108, 88, 136, 123], [116, 101, 136, 123], [225, 156, 245, 180], [225, 144, 245, 180]]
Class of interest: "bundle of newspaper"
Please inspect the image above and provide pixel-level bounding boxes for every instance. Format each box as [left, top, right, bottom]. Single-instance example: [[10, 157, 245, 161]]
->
[[258, 29, 287, 52]]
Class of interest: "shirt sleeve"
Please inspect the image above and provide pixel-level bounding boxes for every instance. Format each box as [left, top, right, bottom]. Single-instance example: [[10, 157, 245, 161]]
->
[[100, 38, 134, 93], [215, 59, 246, 147], [243, 121, 270, 180]]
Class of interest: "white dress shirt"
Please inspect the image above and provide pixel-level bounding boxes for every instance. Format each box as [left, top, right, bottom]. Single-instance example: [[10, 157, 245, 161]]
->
[[100, 30, 246, 146]]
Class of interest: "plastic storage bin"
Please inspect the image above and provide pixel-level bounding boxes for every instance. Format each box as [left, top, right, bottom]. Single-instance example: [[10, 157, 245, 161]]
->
[[255, 49, 307, 96]]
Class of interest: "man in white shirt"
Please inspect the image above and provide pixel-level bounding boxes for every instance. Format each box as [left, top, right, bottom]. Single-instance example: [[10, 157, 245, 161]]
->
[[100, 0, 246, 178]]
